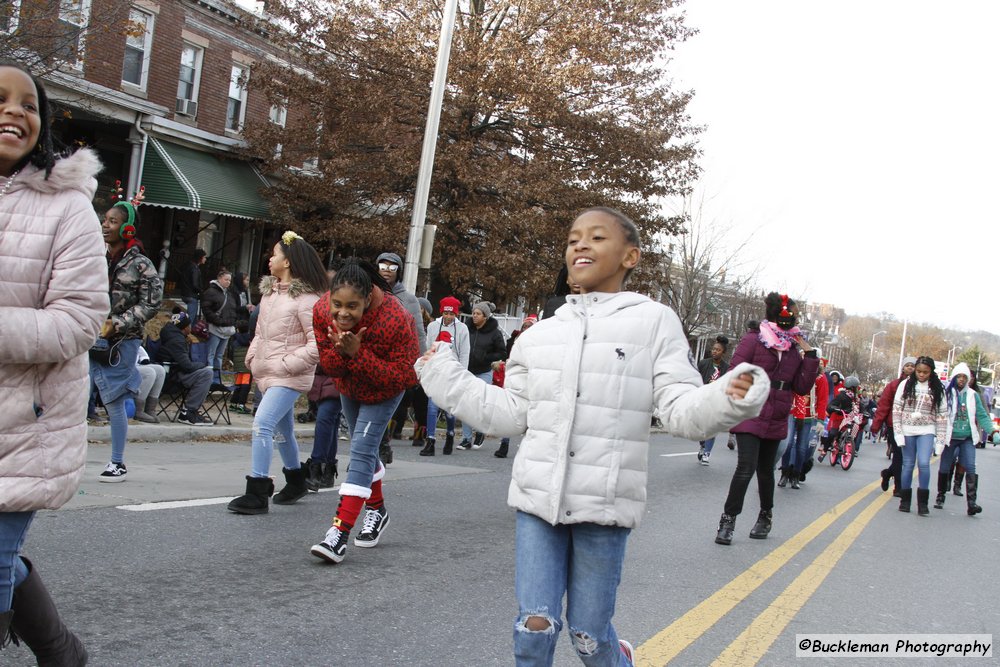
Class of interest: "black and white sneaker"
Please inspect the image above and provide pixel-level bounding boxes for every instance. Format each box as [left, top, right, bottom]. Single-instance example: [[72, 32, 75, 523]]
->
[[99, 461, 127, 483], [311, 525, 349, 563], [697, 445, 705, 462], [178, 410, 212, 426], [471, 432, 486, 449], [354, 506, 389, 548]]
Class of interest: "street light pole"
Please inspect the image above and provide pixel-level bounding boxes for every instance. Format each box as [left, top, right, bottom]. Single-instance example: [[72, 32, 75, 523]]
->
[[869, 330, 887, 365], [896, 319, 908, 377], [403, 0, 459, 294]]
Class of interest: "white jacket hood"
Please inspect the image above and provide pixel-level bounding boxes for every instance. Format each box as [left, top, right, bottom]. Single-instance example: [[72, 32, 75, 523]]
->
[[949, 362, 971, 382]]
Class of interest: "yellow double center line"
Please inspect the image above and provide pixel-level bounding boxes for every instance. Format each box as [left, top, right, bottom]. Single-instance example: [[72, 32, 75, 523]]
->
[[636, 479, 887, 666]]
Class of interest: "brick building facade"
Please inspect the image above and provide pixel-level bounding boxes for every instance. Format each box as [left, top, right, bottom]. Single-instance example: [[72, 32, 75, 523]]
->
[[10, 0, 300, 296]]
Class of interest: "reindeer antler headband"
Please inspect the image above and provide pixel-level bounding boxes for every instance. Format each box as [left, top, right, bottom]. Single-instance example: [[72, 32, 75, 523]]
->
[[110, 180, 146, 227]]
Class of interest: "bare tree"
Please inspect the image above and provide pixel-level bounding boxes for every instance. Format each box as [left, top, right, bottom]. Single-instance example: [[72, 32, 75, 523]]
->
[[654, 194, 760, 340], [1, 0, 130, 76]]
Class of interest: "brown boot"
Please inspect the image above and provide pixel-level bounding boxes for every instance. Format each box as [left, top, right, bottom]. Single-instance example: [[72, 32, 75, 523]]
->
[[9, 558, 88, 665]]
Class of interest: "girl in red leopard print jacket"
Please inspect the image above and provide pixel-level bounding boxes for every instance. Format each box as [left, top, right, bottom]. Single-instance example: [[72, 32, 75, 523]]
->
[[309, 259, 418, 564]]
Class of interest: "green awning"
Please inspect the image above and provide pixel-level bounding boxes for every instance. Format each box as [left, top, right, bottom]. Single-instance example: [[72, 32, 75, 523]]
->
[[142, 138, 271, 220]]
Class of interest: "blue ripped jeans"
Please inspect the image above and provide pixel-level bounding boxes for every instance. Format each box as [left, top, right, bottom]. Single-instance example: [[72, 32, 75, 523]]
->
[[513, 511, 633, 667], [250, 386, 302, 478], [339, 393, 403, 496], [0, 512, 33, 611]]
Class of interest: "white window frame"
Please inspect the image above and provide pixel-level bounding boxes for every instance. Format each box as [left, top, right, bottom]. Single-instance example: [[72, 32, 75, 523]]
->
[[1, 0, 22, 34], [121, 7, 155, 90], [225, 63, 249, 132], [269, 101, 286, 127], [175, 43, 203, 115], [57, 0, 93, 67]]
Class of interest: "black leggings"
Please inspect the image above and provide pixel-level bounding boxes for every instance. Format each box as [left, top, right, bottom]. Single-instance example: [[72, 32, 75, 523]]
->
[[884, 427, 902, 487], [724, 433, 779, 517]]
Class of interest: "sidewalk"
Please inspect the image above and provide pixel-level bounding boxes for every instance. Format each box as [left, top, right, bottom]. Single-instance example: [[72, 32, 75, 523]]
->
[[87, 409, 314, 444]]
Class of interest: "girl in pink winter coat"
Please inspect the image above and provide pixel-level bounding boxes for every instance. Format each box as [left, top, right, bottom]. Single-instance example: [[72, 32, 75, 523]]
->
[[227, 232, 329, 515], [0, 62, 108, 665]]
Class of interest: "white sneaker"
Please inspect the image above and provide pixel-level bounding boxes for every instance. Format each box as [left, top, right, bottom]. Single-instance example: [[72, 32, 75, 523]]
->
[[99, 461, 127, 483], [700, 451, 711, 466]]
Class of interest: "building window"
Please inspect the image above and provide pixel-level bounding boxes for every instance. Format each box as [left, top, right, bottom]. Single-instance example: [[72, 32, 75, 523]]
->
[[1, 0, 22, 34], [268, 103, 286, 127], [122, 7, 154, 89], [175, 44, 203, 116], [225, 63, 248, 132], [57, 0, 92, 65]]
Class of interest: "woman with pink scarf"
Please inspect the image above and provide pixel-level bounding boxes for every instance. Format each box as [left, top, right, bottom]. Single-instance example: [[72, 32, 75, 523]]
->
[[715, 293, 820, 545]]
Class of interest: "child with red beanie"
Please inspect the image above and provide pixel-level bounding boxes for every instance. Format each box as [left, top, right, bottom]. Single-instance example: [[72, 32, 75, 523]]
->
[[420, 297, 470, 455]]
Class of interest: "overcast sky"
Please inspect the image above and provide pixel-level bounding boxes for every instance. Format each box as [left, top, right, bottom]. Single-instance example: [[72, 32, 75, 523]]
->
[[667, 0, 998, 334]]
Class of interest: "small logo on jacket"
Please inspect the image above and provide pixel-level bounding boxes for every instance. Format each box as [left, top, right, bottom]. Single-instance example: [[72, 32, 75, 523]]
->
[[615, 348, 625, 360]]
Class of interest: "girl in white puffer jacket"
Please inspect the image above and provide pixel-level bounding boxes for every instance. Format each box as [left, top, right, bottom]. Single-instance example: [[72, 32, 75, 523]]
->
[[418, 207, 768, 667]]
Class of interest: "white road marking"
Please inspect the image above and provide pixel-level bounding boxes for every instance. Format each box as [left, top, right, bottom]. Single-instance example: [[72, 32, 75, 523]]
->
[[117, 486, 340, 511], [660, 452, 699, 457]]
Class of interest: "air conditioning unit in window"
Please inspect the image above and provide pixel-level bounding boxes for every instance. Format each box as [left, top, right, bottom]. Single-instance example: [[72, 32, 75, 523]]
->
[[175, 99, 198, 116]]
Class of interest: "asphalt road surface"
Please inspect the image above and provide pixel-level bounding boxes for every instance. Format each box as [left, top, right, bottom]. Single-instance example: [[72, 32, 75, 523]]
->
[[9, 429, 999, 666]]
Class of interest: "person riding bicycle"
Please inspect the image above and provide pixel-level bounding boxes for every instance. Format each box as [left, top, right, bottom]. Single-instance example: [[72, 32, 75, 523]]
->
[[818, 375, 861, 458]]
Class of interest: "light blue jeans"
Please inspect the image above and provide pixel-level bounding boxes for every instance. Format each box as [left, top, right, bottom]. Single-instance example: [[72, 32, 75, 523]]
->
[[701, 436, 717, 455], [339, 393, 403, 493], [426, 397, 456, 439], [901, 434, 935, 490], [940, 437, 977, 475], [250, 386, 302, 478], [206, 333, 231, 385], [461, 371, 493, 441], [0, 512, 33, 610], [513, 511, 633, 667]]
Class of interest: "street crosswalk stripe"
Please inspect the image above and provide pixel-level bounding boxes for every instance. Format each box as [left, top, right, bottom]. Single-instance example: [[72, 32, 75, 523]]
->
[[710, 489, 893, 666], [635, 479, 881, 666]]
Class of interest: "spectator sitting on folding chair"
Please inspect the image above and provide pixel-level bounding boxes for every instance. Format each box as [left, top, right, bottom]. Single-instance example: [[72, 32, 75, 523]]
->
[[134, 345, 166, 423], [155, 311, 213, 426]]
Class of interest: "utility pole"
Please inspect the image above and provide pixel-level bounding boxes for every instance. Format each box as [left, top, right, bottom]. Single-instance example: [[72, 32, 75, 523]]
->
[[403, 0, 459, 294]]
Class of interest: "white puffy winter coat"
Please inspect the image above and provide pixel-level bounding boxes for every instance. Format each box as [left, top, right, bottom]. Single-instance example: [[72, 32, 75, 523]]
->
[[418, 291, 768, 528]]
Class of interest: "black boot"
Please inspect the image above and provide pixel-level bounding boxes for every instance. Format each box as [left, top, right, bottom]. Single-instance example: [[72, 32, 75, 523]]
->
[[777, 468, 789, 488], [443, 433, 454, 455], [319, 460, 338, 488], [0, 609, 12, 649], [966, 472, 982, 516], [953, 469, 965, 496], [934, 472, 949, 509], [749, 510, 772, 539], [715, 514, 736, 545], [790, 470, 801, 489], [495, 440, 509, 458], [379, 441, 394, 465], [228, 476, 274, 514], [419, 437, 436, 457], [411, 425, 425, 447], [880, 468, 892, 492], [898, 488, 912, 513], [306, 459, 322, 493], [8, 558, 88, 666], [917, 488, 930, 516], [274, 467, 309, 505]]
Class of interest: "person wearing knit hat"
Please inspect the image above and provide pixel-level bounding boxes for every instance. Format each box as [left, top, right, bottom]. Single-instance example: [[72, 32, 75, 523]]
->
[[936, 362, 996, 514], [375, 251, 427, 465], [421, 297, 470, 455], [457, 301, 508, 449], [870, 356, 917, 497], [154, 309, 214, 427]]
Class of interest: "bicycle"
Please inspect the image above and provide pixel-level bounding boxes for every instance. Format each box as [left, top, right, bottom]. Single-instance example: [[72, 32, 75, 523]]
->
[[817, 408, 861, 471]]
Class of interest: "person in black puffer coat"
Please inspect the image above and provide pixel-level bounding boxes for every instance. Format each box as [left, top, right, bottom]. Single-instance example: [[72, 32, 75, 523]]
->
[[456, 301, 507, 450], [200, 269, 240, 387]]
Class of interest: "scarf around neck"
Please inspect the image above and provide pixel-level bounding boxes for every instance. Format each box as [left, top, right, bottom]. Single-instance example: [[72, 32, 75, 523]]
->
[[758, 319, 801, 351]]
